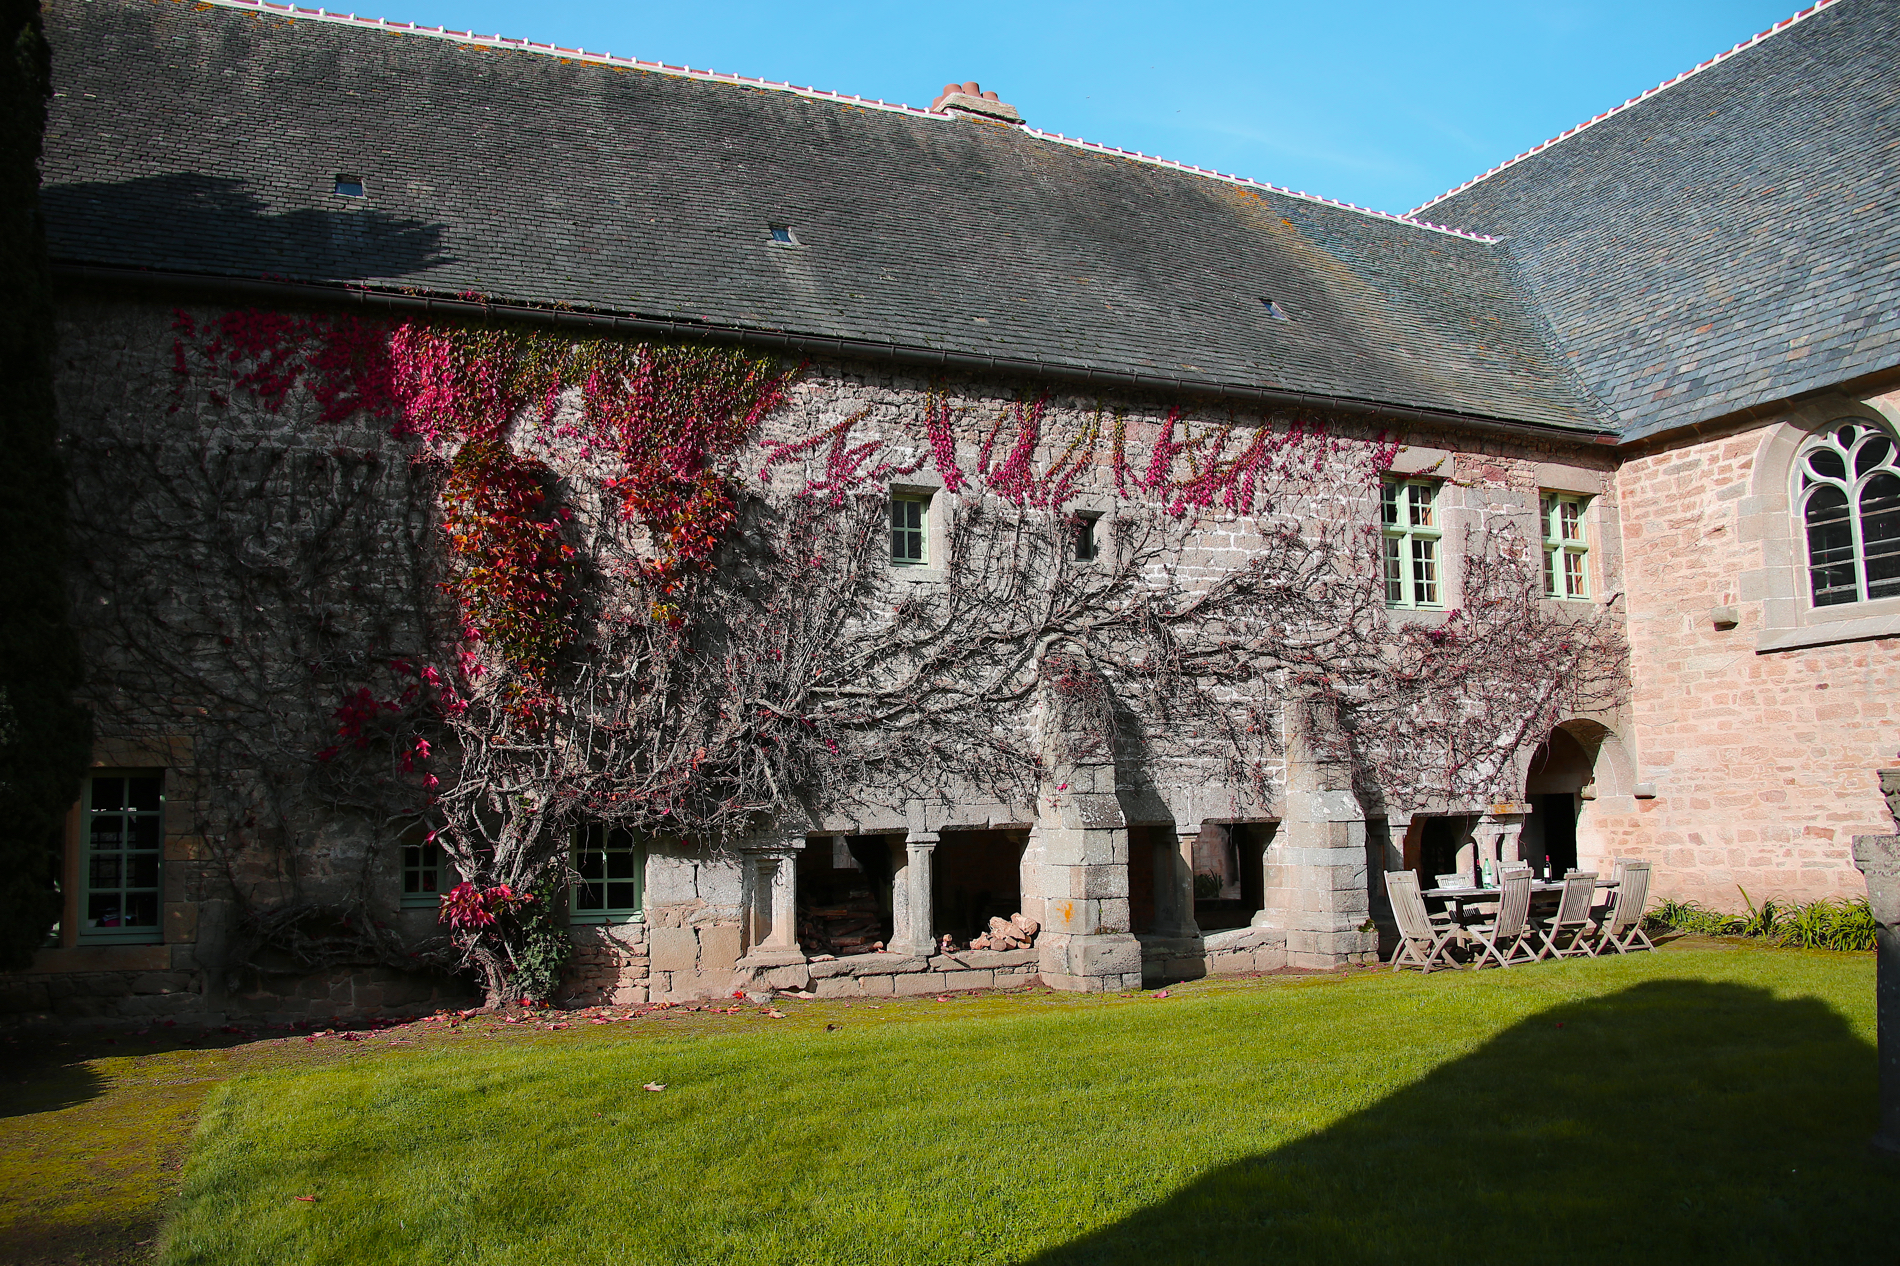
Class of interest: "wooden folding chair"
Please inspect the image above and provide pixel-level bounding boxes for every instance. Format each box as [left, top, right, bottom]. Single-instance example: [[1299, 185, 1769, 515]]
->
[[1385, 870, 1460, 973], [1466, 867, 1538, 968], [1534, 871, 1598, 959], [1589, 860, 1656, 955]]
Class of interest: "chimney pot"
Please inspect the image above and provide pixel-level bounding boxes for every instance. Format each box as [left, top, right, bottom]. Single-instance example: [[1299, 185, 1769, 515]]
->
[[962, 81, 981, 96], [941, 83, 961, 96], [981, 91, 999, 101]]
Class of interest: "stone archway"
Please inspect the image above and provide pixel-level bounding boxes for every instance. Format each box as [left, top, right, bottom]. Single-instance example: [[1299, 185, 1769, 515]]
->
[[1522, 718, 1636, 876]]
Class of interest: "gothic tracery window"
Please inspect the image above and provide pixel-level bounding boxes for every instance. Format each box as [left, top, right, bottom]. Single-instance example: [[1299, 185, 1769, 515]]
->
[[1799, 420, 1900, 607]]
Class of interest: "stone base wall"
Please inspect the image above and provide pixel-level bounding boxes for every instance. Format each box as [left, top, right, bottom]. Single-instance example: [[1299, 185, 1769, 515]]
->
[[563, 923, 650, 1006], [226, 965, 473, 1024], [1141, 927, 1291, 984], [739, 947, 1041, 997]]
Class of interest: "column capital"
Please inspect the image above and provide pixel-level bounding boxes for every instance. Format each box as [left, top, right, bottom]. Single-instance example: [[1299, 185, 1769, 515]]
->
[[904, 830, 940, 850]]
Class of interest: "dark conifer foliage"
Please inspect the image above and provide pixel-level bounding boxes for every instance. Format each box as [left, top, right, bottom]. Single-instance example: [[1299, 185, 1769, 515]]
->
[[0, 0, 91, 969]]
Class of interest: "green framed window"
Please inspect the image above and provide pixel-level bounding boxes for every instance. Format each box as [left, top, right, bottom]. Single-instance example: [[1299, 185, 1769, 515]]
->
[[572, 824, 645, 924], [1382, 478, 1442, 608], [1541, 493, 1590, 600], [81, 771, 164, 945], [401, 836, 450, 908], [890, 494, 928, 565]]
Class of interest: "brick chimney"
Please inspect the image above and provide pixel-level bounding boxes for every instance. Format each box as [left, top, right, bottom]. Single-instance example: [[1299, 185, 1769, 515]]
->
[[930, 81, 1023, 125]]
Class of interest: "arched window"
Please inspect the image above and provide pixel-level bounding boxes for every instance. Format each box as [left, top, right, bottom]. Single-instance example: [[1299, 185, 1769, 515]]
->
[[1798, 420, 1900, 606]]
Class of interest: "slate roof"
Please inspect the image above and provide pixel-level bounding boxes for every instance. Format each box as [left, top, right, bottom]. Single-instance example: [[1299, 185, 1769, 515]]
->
[[1420, 0, 1900, 443], [38, 0, 1610, 435]]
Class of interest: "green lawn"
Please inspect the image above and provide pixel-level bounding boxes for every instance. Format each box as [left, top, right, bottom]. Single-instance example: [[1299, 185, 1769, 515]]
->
[[136, 945, 1894, 1265]]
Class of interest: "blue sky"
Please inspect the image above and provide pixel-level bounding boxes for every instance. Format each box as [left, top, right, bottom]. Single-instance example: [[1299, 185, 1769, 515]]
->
[[339, 1, 1804, 215]]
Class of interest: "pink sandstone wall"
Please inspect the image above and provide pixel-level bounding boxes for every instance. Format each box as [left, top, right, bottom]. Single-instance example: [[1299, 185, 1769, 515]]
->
[[1599, 393, 1900, 909]]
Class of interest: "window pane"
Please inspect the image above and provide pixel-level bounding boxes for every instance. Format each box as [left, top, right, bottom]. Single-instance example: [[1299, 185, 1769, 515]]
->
[[606, 882, 637, 908], [128, 777, 162, 812], [130, 854, 161, 888], [90, 819, 123, 849], [1411, 538, 1438, 606], [904, 501, 922, 530], [1861, 472, 1900, 599], [92, 778, 124, 812], [1808, 448, 1847, 481], [87, 894, 121, 926], [1407, 483, 1434, 529], [125, 894, 159, 926], [576, 850, 604, 880], [1835, 424, 1862, 448], [1383, 537, 1403, 604], [889, 501, 903, 530], [1541, 496, 1557, 542], [1564, 552, 1587, 599], [132, 816, 161, 850], [1856, 436, 1895, 479], [89, 854, 122, 888], [1381, 483, 1399, 527], [1806, 485, 1857, 605], [574, 880, 604, 911], [1543, 548, 1557, 596], [1559, 502, 1582, 542], [606, 850, 636, 879]]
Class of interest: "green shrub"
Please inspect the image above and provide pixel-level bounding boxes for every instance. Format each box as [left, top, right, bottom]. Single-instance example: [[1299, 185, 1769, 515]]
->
[[1646, 889, 1875, 952], [1776, 897, 1877, 952]]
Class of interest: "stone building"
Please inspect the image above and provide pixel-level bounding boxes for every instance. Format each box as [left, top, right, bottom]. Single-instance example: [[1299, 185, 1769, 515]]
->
[[4, 0, 1895, 1023]]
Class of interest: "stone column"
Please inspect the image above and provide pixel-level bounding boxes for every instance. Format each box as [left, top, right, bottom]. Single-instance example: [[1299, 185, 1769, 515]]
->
[[1853, 768, 1900, 1158], [1267, 695, 1377, 968], [889, 830, 938, 957], [1473, 806, 1528, 877], [739, 842, 803, 960], [1152, 828, 1201, 938]]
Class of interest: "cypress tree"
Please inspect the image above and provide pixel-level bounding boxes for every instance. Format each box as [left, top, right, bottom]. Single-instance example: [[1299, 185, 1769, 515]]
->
[[0, 0, 92, 970]]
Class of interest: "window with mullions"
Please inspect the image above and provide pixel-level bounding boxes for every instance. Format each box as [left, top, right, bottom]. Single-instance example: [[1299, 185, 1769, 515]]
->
[[82, 772, 164, 944], [572, 824, 645, 923], [1799, 420, 1900, 607], [1381, 478, 1441, 608], [401, 836, 449, 908], [1541, 493, 1590, 600], [890, 494, 928, 565]]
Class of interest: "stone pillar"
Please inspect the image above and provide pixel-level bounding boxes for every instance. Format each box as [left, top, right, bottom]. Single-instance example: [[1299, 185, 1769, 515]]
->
[[1852, 768, 1900, 1158], [1473, 806, 1528, 876], [889, 830, 938, 957], [1266, 695, 1377, 968], [739, 842, 803, 960], [1152, 829, 1201, 938]]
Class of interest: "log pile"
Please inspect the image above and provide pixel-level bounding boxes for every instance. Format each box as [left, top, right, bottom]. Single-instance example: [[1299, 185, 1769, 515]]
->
[[961, 912, 1039, 952], [798, 891, 886, 957]]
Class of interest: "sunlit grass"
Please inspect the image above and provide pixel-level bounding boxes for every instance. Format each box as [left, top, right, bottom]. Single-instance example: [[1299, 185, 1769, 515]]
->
[[149, 946, 1893, 1265]]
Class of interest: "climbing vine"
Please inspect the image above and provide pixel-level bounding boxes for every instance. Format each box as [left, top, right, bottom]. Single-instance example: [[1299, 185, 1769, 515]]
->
[[91, 303, 1623, 1007]]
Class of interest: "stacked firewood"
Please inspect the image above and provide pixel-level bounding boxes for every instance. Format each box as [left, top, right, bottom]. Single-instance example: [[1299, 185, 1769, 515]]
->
[[961, 912, 1039, 951], [798, 891, 886, 957]]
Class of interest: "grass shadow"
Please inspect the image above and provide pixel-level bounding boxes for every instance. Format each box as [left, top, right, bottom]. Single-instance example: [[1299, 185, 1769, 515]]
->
[[0, 1058, 106, 1119], [1026, 978, 1897, 1265]]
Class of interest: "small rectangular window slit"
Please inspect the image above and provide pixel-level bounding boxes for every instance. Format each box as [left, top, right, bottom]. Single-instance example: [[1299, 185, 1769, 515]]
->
[[334, 175, 365, 197]]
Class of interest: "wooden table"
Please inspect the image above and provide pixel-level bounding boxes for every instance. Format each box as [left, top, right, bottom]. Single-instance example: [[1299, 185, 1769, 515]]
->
[[1421, 878, 1618, 924]]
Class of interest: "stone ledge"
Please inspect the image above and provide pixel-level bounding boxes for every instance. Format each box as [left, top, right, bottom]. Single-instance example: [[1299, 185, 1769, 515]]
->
[[1756, 612, 1900, 653]]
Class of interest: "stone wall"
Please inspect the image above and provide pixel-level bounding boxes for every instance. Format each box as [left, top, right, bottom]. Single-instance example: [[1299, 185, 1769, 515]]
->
[[1603, 388, 1900, 906], [0, 291, 1638, 1023]]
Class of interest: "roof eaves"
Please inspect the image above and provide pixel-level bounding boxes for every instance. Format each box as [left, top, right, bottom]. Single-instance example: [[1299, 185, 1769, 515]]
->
[[189, 0, 1497, 244], [1407, 0, 1847, 218]]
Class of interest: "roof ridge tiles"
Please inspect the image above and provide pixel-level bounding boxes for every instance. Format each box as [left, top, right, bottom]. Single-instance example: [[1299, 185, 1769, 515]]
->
[[1408, 0, 1847, 218], [187, 0, 1497, 243]]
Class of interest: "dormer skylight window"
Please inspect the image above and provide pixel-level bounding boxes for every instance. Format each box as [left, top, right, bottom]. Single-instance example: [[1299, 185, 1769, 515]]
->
[[769, 224, 796, 244], [334, 175, 365, 198], [1260, 299, 1289, 320]]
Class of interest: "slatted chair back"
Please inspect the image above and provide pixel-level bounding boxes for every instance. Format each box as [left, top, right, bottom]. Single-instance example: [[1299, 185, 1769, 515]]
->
[[1386, 870, 1433, 942], [1556, 871, 1598, 926], [1493, 868, 1533, 938], [1609, 861, 1652, 934]]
